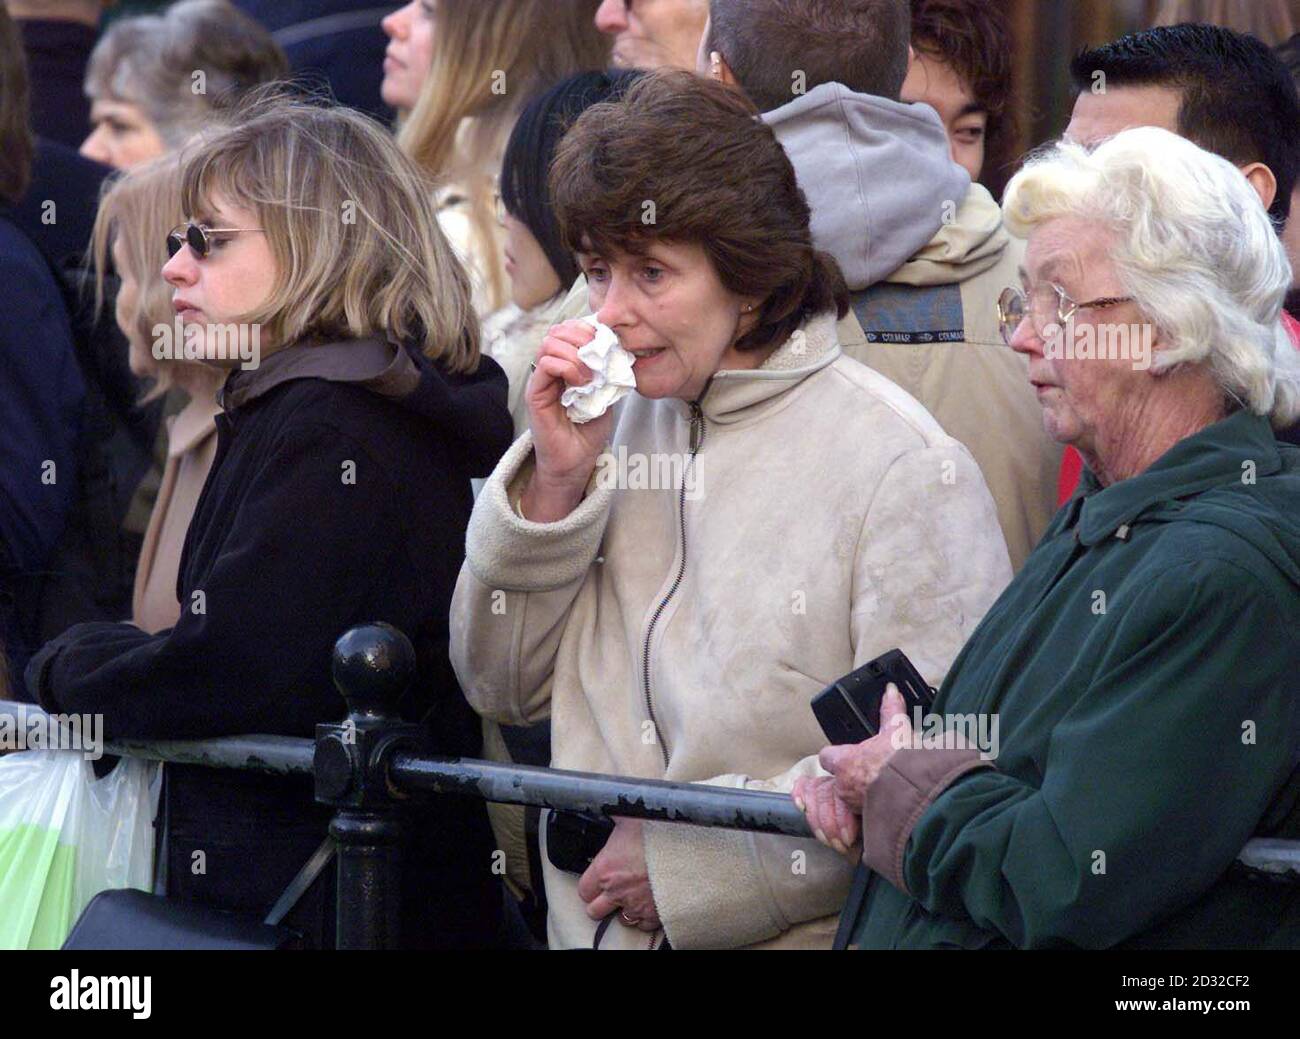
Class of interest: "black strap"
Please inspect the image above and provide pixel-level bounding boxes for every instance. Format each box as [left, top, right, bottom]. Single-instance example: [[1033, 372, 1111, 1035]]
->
[[592, 913, 616, 949], [523, 804, 547, 915], [264, 836, 336, 927], [833, 864, 872, 950]]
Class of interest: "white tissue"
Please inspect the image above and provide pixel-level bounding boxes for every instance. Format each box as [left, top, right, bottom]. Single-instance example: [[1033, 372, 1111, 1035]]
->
[[560, 315, 637, 424]]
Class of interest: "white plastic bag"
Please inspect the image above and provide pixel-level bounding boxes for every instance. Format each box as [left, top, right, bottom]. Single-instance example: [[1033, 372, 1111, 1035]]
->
[[0, 751, 157, 949]]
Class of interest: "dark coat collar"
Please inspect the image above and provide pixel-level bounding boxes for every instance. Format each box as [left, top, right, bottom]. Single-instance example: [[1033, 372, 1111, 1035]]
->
[[218, 338, 420, 412], [1071, 409, 1281, 545]]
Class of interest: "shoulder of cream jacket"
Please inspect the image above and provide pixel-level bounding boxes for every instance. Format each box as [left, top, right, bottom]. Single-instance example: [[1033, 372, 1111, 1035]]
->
[[449, 310, 1012, 950]]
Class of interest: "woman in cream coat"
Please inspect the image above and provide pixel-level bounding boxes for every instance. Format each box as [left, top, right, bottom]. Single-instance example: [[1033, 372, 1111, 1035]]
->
[[450, 71, 1013, 950]]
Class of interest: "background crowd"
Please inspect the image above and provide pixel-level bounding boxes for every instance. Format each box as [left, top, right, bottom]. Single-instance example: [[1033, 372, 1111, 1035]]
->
[[1, 0, 1299, 951]]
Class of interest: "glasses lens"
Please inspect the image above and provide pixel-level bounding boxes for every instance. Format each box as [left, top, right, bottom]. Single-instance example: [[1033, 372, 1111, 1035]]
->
[[166, 231, 184, 259], [186, 224, 209, 258], [998, 287, 1025, 345]]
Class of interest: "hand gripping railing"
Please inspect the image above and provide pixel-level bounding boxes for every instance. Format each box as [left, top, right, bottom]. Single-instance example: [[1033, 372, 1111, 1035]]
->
[[2, 622, 1298, 949]]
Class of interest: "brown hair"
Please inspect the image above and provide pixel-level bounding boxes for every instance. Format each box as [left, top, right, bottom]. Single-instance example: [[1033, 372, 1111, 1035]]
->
[[706, 0, 910, 111], [550, 69, 848, 355], [910, 0, 1016, 146], [0, 7, 33, 204]]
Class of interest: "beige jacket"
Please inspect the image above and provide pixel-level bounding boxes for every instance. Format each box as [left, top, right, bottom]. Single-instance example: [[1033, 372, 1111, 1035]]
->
[[450, 311, 1013, 949], [835, 185, 1062, 571], [131, 395, 221, 634]]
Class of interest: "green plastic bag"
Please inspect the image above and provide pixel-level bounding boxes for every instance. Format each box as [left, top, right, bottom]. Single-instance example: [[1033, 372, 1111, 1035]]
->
[[0, 751, 156, 949]]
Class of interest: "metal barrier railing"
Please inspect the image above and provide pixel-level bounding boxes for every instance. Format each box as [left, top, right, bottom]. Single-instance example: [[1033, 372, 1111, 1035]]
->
[[3, 622, 1298, 948]]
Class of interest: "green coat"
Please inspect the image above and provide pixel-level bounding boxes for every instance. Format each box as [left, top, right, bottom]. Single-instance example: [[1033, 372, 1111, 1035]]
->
[[848, 409, 1300, 948]]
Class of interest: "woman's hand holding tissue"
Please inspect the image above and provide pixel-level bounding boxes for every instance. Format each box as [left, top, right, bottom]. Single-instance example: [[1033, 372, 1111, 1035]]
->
[[521, 319, 618, 522]]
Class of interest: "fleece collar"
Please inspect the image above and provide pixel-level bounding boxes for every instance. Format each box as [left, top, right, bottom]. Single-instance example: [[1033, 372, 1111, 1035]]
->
[[660, 310, 842, 427]]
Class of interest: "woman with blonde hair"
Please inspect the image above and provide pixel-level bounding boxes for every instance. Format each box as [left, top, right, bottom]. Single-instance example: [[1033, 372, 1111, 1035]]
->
[[382, 0, 610, 314], [28, 95, 514, 947], [90, 155, 224, 636]]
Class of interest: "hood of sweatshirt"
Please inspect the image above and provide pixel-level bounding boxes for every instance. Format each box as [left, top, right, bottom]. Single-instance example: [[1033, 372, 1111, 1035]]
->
[[885, 180, 1013, 288], [220, 337, 513, 479], [763, 82, 971, 291]]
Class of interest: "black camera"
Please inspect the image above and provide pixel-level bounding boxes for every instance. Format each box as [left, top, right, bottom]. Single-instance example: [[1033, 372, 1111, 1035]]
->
[[810, 648, 935, 744], [545, 810, 615, 874]]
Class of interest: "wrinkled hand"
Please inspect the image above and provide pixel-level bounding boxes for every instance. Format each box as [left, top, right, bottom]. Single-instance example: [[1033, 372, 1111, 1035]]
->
[[792, 684, 913, 852], [521, 321, 615, 521], [791, 772, 860, 854], [576, 817, 662, 932]]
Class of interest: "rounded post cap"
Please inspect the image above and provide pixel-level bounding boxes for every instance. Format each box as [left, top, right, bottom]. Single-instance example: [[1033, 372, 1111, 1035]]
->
[[331, 622, 416, 716]]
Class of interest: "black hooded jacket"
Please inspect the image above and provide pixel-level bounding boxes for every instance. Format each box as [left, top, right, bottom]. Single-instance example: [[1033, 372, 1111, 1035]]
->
[[27, 338, 515, 948]]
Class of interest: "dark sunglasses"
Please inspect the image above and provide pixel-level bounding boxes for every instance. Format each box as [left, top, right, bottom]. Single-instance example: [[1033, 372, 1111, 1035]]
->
[[166, 222, 264, 259]]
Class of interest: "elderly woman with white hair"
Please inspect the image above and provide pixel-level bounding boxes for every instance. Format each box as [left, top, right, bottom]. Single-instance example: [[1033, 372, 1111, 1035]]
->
[[80, 0, 287, 169], [797, 126, 1300, 949]]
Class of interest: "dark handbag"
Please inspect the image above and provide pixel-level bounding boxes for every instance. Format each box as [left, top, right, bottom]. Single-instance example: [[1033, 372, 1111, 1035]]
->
[[62, 889, 300, 950], [61, 833, 335, 950], [61, 764, 336, 951]]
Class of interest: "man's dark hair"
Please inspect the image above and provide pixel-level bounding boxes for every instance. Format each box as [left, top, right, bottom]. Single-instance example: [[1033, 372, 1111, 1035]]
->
[[706, 0, 910, 113], [501, 70, 643, 295], [911, 0, 1015, 145], [0, 7, 34, 205], [1070, 23, 1300, 225]]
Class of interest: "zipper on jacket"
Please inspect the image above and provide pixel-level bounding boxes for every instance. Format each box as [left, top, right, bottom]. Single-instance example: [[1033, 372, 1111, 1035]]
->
[[639, 391, 709, 772], [639, 387, 709, 953]]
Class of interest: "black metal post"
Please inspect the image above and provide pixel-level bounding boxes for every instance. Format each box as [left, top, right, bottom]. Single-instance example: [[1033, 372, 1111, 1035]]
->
[[314, 623, 428, 950]]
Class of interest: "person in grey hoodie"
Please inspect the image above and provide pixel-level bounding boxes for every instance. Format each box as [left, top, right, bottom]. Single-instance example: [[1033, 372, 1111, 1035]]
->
[[699, 0, 1061, 571]]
